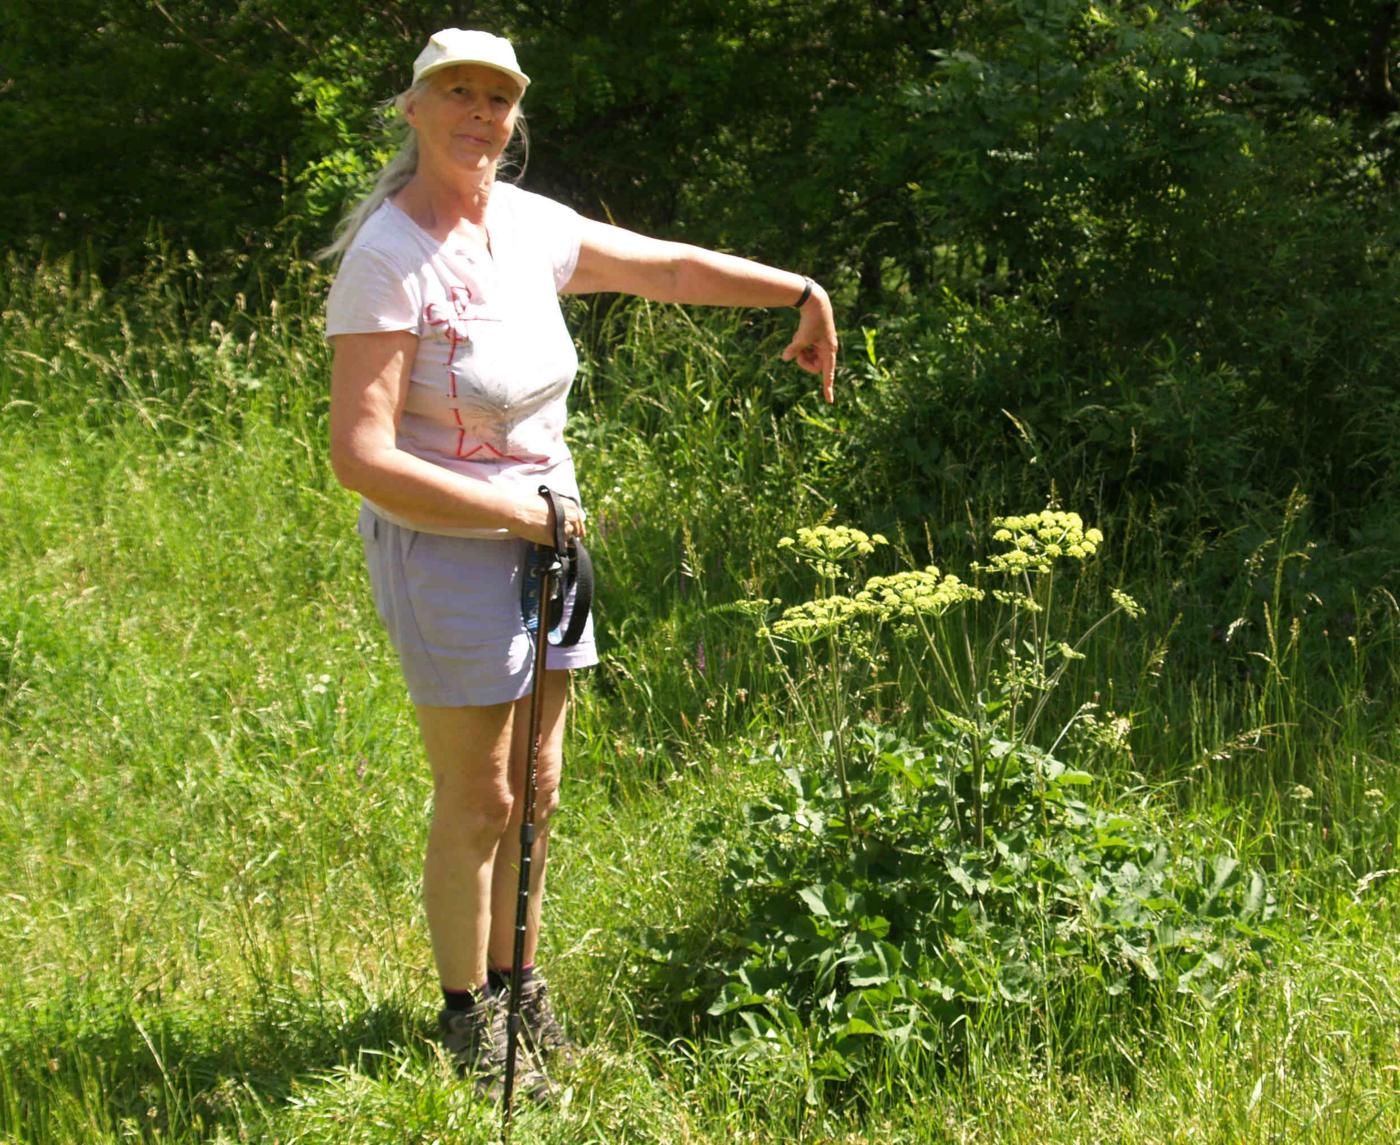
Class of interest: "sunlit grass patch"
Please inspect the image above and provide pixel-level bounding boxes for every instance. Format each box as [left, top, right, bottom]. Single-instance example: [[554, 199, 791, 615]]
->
[[2, 275, 1398, 1142]]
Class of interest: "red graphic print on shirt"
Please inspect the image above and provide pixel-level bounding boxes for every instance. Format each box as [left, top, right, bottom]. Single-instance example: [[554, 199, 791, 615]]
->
[[421, 286, 545, 464], [423, 285, 479, 372]]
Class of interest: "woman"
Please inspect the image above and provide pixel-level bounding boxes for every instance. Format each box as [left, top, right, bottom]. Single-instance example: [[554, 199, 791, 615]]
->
[[324, 28, 837, 1098]]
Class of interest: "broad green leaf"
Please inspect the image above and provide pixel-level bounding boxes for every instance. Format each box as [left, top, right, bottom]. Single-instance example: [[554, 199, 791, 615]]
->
[[797, 884, 830, 918]]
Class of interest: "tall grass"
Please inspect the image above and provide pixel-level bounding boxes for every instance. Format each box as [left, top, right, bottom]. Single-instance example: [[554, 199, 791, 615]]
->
[[1, 257, 1396, 1142]]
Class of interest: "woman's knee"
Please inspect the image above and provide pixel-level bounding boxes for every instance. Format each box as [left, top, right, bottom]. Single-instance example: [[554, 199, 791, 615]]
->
[[433, 782, 514, 849], [511, 753, 561, 825], [535, 777, 561, 824]]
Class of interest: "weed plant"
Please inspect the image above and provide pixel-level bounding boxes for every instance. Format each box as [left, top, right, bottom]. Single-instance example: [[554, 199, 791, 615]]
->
[[641, 517, 1281, 1091], [1, 260, 1397, 1141]]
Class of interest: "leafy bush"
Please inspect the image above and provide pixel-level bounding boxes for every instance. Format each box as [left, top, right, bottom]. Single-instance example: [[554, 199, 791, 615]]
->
[[641, 514, 1279, 1080], [699, 727, 1275, 1077]]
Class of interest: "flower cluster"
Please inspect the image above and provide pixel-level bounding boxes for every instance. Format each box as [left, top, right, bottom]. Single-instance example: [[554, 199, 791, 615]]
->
[[992, 588, 1043, 612], [976, 511, 1104, 576], [778, 525, 888, 580], [856, 567, 984, 624], [1068, 704, 1135, 759], [1110, 588, 1145, 619], [764, 566, 985, 642], [764, 595, 870, 642], [779, 524, 888, 559]]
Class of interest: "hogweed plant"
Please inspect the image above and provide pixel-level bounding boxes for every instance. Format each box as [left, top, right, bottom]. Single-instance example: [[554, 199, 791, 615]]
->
[[647, 512, 1277, 1083], [760, 512, 1137, 849], [762, 525, 895, 843]]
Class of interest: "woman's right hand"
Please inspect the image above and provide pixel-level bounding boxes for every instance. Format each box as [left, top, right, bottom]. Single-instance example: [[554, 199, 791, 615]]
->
[[514, 490, 586, 548], [331, 333, 588, 540]]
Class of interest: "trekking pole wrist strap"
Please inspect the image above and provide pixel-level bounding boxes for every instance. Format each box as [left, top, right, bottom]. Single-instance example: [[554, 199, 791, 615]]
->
[[532, 485, 594, 649], [540, 485, 568, 558]]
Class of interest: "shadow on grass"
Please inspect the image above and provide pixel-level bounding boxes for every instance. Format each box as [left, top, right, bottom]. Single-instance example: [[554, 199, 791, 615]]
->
[[3, 992, 433, 1139]]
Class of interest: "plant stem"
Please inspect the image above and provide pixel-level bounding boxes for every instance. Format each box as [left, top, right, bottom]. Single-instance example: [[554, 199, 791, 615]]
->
[[825, 625, 858, 848]]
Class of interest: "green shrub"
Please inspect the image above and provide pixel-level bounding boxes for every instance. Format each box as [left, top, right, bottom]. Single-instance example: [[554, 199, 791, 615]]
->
[[641, 513, 1279, 1083]]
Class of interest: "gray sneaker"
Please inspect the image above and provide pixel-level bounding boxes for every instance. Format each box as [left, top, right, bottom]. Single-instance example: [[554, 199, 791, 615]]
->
[[438, 997, 549, 1104], [519, 976, 579, 1069]]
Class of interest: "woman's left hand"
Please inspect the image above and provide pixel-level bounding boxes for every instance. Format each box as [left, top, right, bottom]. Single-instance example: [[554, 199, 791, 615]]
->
[[782, 282, 838, 403]]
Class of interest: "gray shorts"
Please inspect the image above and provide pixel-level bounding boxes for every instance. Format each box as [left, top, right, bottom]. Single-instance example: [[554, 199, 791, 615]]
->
[[358, 503, 598, 707]]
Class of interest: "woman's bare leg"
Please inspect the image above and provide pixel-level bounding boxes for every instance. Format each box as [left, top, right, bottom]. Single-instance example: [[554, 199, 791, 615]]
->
[[414, 669, 569, 992], [415, 700, 516, 992], [488, 668, 570, 970]]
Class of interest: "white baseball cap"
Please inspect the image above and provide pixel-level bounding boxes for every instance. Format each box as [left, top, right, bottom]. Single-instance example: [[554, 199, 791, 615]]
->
[[412, 29, 530, 92]]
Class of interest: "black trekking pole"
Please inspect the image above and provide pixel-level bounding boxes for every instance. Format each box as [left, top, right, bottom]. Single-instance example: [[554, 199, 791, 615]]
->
[[502, 488, 567, 1141]]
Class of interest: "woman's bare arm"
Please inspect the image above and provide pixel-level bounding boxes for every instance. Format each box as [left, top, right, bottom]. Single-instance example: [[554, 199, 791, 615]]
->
[[563, 219, 838, 402], [328, 330, 582, 543]]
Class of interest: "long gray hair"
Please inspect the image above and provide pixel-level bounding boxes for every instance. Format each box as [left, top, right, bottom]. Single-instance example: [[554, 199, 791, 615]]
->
[[319, 81, 529, 261]]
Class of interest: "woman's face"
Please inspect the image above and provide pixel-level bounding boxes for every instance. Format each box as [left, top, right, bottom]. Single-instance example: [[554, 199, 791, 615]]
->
[[406, 64, 522, 175]]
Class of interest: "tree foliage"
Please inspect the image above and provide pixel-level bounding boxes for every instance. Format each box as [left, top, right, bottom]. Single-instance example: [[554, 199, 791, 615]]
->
[[8, 2, 1398, 297], [0, 1, 522, 268], [5, 0, 1400, 561]]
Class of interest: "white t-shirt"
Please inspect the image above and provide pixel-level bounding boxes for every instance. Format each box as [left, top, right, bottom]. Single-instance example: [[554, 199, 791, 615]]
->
[[326, 182, 583, 537]]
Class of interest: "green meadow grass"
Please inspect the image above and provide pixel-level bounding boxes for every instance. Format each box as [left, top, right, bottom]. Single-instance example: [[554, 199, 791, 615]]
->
[[1, 265, 1396, 1142]]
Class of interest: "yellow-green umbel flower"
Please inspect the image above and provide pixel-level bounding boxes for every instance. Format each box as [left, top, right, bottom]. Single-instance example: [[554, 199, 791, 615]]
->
[[856, 568, 984, 625], [976, 510, 1103, 576], [1110, 588, 1145, 619], [992, 588, 1043, 612], [766, 594, 872, 642], [779, 524, 888, 559], [778, 524, 890, 580]]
